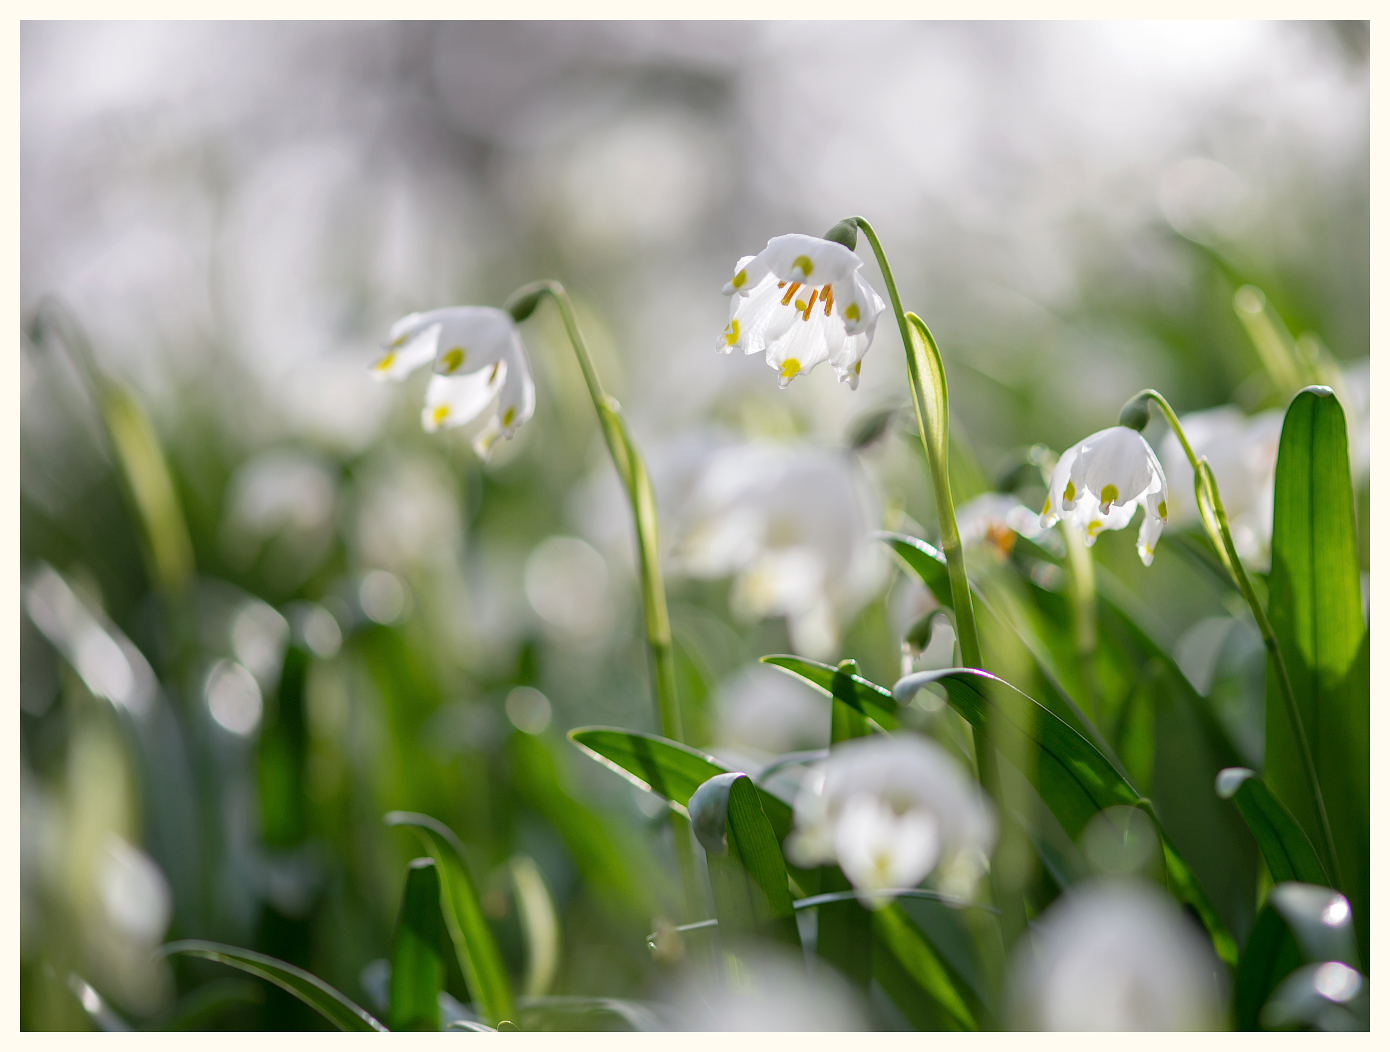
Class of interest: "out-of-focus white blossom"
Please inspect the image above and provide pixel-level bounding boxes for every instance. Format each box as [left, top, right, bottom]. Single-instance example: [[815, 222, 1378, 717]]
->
[[668, 443, 884, 659], [718, 233, 886, 389], [1040, 426, 1169, 566], [956, 492, 1044, 559], [372, 306, 534, 457], [712, 662, 829, 759], [785, 733, 995, 907], [670, 949, 865, 1030], [1159, 405, 1281, 570], [1010, 880, 1225, 1030]]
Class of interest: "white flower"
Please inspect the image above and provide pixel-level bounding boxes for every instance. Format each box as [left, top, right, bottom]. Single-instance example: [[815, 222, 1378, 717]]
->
[[717, 233, 886, 389], [785, 734, 996, 908], [668, 443, 885, 660], [1009, 880, 1225, 1030], [1158, 406, 1281, 571], [713, 662, 829, 760], [955, 492, 1045, 559], [1039, 426, 1169, 566], [371, 306, 535, 457]]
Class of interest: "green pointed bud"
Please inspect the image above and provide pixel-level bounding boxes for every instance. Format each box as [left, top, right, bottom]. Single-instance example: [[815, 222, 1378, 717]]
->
[[1119, 393, 1152, 431], [506, 288, 545, 324], [822, 219, 858, 251]]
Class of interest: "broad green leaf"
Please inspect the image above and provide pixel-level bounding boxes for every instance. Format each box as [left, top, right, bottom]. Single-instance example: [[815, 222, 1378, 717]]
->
[[389, 858, 448, 1031], [1216, 768, 1329, 886], [761, 655, 899, 731], [897, 667, 1238, 968], [1234, 882, 1360, 1030], [384, 812, 516, 1025], [873, 903, 980, 1031], [689, 773, 800, 951], [1266, 387, 1368, 954], [567, 726, 793, 839], [160, 941, 386, 1032]]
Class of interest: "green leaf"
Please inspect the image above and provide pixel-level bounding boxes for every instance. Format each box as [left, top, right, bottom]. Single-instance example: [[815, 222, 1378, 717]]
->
[[1267, 386, 1368, 958], [389, 858, 448, 1031], [689, 773, 799, 951], [509, 855, 560, 998], [567, 727, 793, 839], [897, 667, 1238, 968], [873, 903, 981, 1031], [760, 655, 899, 731], [160, 941, 386, 1032], [1234, 882, 1360, 1030], [514, 996, 668, 1032], [1216, 768, 1329, 886], [384, 812, 516, 1025]]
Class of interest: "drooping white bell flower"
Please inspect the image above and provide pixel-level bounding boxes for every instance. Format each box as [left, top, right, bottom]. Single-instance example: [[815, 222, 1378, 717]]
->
[[717, 233, 886, 389], [1039, 426, 1169, 566], [955, 492, 1045, 559], [785, 733, 996, 908], [371, 306, 535, 458], [1009, 880, 1225, 1030], [1158, 406, 1281, 571]]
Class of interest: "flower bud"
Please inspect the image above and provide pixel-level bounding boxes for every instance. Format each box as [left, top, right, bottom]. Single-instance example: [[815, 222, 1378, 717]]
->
[[506, 288, 545, 324], [1118, 393, 1152, 432], [821, 219, 859, 251]]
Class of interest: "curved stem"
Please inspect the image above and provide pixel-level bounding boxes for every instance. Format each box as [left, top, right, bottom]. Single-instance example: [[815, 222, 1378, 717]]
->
[[848, 218, 1026, 950], [506, 281, 700, 922], [1136, 389, 1342, 890]]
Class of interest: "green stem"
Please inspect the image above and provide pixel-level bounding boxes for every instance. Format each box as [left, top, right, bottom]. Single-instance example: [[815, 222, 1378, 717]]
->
[[506, 280, 701, 921], [1136, 390, 1343, 891], [849, 218, 1027, 950]]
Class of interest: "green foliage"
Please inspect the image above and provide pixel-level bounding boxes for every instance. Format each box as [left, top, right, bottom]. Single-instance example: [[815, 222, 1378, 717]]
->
[[1265, 387, 1369, 961], [160, 942, 386, 1032], [383, 812, 516, 1025], [388, 858, 448, 1031], [1216, 768, 1328, 886]]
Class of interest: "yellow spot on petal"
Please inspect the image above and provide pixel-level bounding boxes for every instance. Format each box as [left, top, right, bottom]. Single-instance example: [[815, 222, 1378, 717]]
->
[[441, 347, 465, 373], [1100, 483, 1119, 512], [723, 318, 741, 346], [780, 358, 801, 380], [1063, 480, 1076, 502], [853, 360, 862, 375], [1157, 500, 1168, 520], [1042, 496, 1051, 515], [389, 333, 409, 349], [373, 352, 396, 372], [732, 268, 747, 289], [488, 361, 502, 383], [845, 303, 860, 322], [502, 406, 515, 427], [1087, 519, 1102, 539], [792, 254, 813, 278], [432, 405, 449, 425]]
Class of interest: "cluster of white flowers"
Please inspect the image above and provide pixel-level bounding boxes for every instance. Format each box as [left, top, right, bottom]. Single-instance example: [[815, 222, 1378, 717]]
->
[[785, 733, 996, 908]]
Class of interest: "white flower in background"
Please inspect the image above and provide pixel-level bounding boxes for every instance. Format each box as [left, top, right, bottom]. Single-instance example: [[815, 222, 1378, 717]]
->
[[371, 306, 535, 457], [668, 443, 885, 659], [718, 233, 886, 389], [713, 662, 829, 760], [670, 948, 865, 1030], [1159, 405, 1281, 570], [1010, 880, 1225, 1030], [956, 492, 1045, 559], [1040, 426, 1169, 566], [785, 734, 996, 907]]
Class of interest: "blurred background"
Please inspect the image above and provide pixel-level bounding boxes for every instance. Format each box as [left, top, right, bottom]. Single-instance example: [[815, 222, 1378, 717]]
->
[[20, 21, 1369, 1030]]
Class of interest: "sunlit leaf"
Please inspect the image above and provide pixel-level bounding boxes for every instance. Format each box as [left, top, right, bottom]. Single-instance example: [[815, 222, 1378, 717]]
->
[[1216, 768, 1329, 886], [760, 655, 898, 731], [873, 903, 981, 1031], [160, 941, 386, 1032], [384, 812, 516, 1026], [1266, 386, 1368, 960]]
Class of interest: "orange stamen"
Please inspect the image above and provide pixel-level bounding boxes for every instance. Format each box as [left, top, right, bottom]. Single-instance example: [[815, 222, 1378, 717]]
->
[[802, 288, 819, 320], [822, 284, 834, 316], [781, 282, 801, 306]]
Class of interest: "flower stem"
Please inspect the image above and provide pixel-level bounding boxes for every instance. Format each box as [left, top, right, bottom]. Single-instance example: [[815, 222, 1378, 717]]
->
[[848, 218, 1028, 949], [506, 280, 701, 920], [1135, 389, 1343, 891]]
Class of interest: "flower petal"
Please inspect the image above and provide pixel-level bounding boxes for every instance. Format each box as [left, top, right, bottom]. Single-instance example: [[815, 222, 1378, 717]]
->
[[371, 323, 440, 381], [430, 306, 517, 376], [421, 363, 506, 433], [759, 233, 862, 286]]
